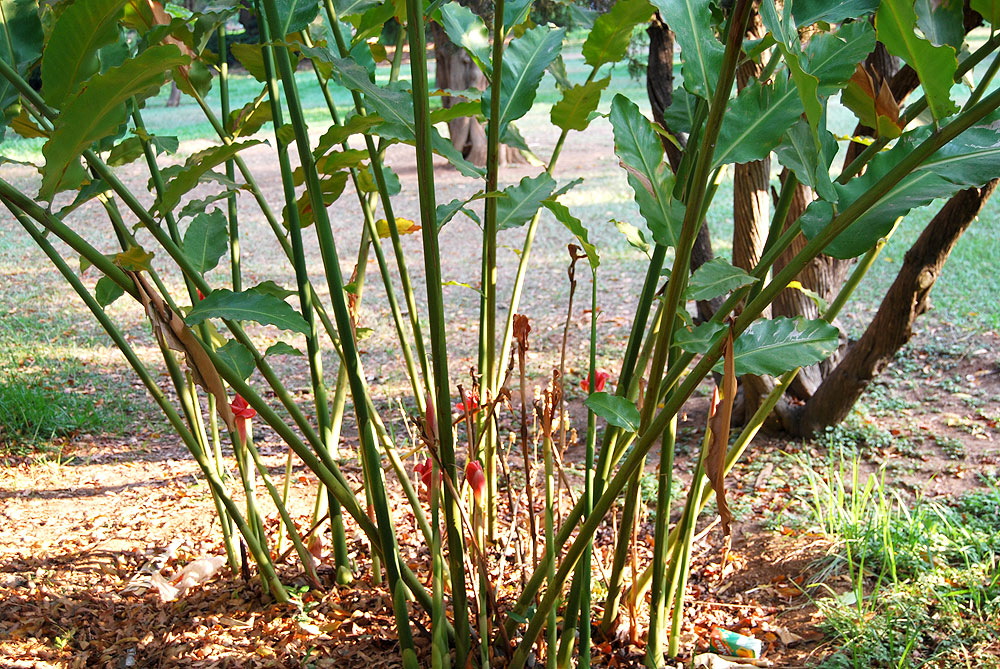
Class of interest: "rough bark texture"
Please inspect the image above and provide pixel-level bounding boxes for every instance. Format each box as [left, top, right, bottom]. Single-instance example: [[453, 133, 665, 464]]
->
[[786, 180, 999, 436], [732, 11, 769, 278]]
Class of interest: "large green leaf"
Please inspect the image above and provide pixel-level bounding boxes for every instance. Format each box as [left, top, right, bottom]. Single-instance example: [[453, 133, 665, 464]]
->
[[550, 77, 609, 132], [713, 76, 803, 168], [157, 140, 262, 214], [650, 0, 724, 99], [332, 0, 378, 19], [610, 95, 683, 248], [584, 392, 640, 432], [41, 0, 126, 108], [674, 321, 726, 354], [272, 0, 320, 36], [497, 173, 557, 230], [915, 0, 965, 49], [971, 0, 1000, 26], [438, 2, 490, 74], [581, 0, 654, 69], [792, 0, 879, 27], [663, 87, 698, 134], [95, 276, 124, 307], [542, 199, 599, 269], [186, 289, 310, 334], [40, 45, 187, 201], [482, 25, 565, 136], [760, 0, 821, 132], [774, 118, 838, 202], [875, 0, 958, 120], [503, 0, 533, 32], [216, 339, 256, 381], [725, 317, 840, 376], [801, 122, 1000, 258], [182, 208, 229, 274], [0, 0, 43, 133], [686, 258, 755, 301], [803, 21, 877, 97], [323, 50, 415, 130]]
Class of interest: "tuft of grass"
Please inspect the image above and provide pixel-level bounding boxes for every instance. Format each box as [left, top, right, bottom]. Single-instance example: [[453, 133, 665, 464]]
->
[[794, 449, 1000, 668]]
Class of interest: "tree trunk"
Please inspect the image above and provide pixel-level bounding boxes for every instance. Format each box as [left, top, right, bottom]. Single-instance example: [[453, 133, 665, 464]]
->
[[431, 24, 522, 167], [785, 179, 999, 436], [167, 81, 182, 107]]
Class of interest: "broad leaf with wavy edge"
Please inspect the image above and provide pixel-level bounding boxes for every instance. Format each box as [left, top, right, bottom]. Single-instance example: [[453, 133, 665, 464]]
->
[[40, 45, 188, 201], [41, 0, 126, 108], [186, 289, 310, 334], [551, 77, 609, 132], [713, 76, 803, 168], [803, 21, 877, 97], [610, 94, 683, 248], [438, 3, 490, 74], [157, 140, 263, 214], [582, 0, 654, 69], [483, 25, 565, 136], [793, 0, 879, 27], [0, 0, 43, 132], [686, 258, 755, 301], [650, 0, 724, 100], [496, 173, 557, 230], [272, 0, 320, 37], [876, 0, 958, 120], [722, 317, 840, 376], [584, 392, 639, 432], [801, 122, 1000, 258], [182, 208, 229, 274]]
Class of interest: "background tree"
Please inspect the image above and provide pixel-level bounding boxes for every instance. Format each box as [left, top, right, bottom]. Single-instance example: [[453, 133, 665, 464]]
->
[[646, 1, 995, 435]]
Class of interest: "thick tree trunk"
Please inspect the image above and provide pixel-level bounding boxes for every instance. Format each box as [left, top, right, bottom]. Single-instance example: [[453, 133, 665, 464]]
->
[[166, 82, 182, 107], [431, 24, 522, 167], [731, 11, 769, 279], [785, 180, 999, 436]]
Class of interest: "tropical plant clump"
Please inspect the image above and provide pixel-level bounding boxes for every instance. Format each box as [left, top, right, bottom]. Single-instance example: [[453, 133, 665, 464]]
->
[[2, 0, 1000, 666]]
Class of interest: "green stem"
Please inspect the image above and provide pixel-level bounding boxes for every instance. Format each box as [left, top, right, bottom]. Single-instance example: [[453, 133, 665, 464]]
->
[[217, 25, 241, 292], [255, 0, 352, 583], [260, 2, 417, 662], [403, 1, 471, 663]]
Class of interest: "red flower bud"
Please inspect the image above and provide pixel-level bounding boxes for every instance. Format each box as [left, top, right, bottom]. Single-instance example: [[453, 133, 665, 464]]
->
[[197, 288, 206, 301], [454, 390, 480, 416], [466, 460, 486, 503], [581, 370, 610, 393], [230, 394, 256, 443]]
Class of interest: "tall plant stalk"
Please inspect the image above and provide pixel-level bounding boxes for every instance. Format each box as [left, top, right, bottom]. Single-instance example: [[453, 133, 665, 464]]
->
[[402, 0, 471, 663]]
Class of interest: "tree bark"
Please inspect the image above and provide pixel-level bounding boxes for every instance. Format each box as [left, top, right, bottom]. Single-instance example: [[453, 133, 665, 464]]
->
[[431, 24, 523, 167], [786, 179, 999, 436]]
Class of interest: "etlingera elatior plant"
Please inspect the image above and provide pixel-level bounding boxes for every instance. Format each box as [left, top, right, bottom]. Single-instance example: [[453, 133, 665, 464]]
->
[[3, 0, 1000, 666]]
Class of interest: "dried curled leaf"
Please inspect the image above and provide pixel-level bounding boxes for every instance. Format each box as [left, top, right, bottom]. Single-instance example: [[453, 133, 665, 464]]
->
[[129, 271, 235, 431], [707, 322, 736, 537]]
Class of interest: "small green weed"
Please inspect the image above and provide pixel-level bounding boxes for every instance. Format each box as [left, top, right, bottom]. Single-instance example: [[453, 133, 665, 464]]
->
[[794, 450, 1000, 668]]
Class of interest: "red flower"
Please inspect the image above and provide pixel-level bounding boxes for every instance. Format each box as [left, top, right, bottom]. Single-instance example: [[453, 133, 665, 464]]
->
[[230, 394, 256, 443], [414, 458, 439, 500], [466, 460, 486, 503], [454, 390, 480, 416], [197, 288, 206, 300], [581, 370, 610, 393]]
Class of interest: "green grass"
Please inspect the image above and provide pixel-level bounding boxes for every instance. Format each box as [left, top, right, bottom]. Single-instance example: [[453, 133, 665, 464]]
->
[[794, 449, 1000, 668]]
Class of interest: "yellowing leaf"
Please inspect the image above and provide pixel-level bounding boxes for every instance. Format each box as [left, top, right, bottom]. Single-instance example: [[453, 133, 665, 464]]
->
[[375, 217, 420, 238], [114, 246, 155, 272]]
